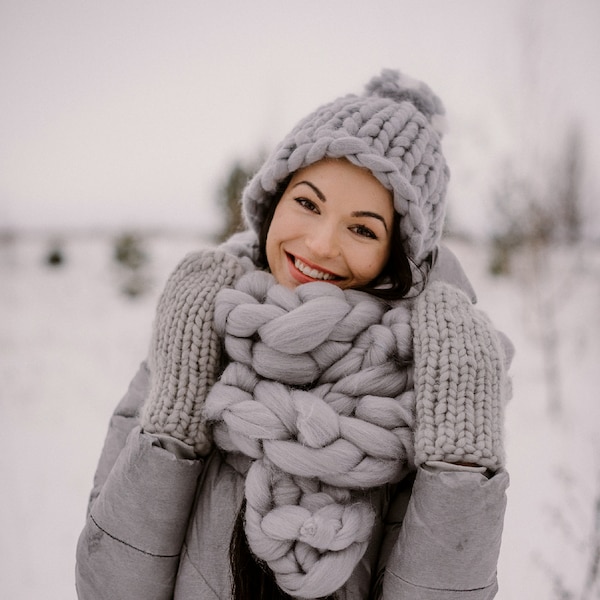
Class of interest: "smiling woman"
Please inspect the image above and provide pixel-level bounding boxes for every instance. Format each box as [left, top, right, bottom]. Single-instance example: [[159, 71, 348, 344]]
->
[[76, 69, 513, 600], [265, 159, 394, 290]]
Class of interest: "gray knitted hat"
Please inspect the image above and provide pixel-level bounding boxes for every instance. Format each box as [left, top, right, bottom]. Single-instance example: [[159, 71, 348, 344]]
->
[[241, 68, 450, 268]]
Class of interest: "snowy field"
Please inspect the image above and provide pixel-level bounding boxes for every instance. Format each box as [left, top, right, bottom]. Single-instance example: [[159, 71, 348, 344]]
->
[[1, 232, 599, 599]]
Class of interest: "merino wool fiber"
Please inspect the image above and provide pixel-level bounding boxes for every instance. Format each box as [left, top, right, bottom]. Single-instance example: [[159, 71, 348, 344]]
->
[[205, 269, 416, 597]]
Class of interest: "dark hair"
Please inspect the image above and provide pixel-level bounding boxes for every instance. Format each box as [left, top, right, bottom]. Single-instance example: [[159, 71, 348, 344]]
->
[[256, 175, 415, 301]]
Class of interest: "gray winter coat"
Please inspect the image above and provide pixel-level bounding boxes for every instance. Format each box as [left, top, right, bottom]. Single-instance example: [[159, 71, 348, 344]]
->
[[75, 248, 510, 599]]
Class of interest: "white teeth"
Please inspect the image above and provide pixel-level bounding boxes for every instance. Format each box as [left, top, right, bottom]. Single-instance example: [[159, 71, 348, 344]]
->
[[294, 257, 336, 281]]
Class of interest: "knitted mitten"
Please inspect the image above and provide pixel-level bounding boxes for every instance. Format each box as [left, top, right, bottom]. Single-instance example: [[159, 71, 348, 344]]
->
[[141, 249, 243, 456], [412, 281, 508, 471]]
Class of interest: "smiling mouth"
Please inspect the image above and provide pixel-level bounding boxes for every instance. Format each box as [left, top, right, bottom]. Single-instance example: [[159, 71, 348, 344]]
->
[[290, 254, 341, 282]]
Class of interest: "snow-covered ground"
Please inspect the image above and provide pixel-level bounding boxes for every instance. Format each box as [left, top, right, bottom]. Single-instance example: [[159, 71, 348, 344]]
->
[[1, 232, 599, 599]]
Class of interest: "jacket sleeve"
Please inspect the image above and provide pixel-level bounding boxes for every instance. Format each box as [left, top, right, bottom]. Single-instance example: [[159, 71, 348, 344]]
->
[[377, 465, 508, 599], [75, 362, 204, 600]]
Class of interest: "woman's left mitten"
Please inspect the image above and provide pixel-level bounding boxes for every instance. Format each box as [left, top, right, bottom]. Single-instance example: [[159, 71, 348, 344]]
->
[[412, 281, 510, 471], [141, 249, 243, 456]]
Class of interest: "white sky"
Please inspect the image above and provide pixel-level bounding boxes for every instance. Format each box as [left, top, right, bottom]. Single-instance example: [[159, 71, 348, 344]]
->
[[1, 0, 599, 237]]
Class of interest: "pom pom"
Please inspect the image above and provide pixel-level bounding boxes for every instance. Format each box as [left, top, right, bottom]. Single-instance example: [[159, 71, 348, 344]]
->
[[365, 69, 447, 136]]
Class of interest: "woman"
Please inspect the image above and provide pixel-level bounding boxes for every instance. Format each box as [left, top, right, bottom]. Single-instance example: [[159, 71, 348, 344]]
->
[[76, 69, 513, 599]]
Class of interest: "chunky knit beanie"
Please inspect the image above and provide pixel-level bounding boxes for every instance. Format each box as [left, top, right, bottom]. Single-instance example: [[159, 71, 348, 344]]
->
[[242, 68, 449, 269]]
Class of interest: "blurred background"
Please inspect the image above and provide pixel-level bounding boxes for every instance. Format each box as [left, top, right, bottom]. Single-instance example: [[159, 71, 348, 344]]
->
[[1, 1, 599, 598]]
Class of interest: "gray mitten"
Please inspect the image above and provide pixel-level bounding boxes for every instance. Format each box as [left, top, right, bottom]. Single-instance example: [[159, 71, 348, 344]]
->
[[412, 281, 510, 471], [141, 249, 243, 456]]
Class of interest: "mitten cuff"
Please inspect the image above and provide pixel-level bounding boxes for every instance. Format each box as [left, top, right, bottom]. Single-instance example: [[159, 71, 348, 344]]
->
[[412, 282, 508, 470]]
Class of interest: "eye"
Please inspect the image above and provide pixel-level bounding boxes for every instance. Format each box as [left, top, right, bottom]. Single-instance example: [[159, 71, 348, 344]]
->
[[350, 224, 378, 239], [295, 197, 319, 213]]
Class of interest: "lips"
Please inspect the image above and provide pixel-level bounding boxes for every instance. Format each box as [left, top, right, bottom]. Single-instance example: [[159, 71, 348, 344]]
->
[[287, 253, 342, 283]]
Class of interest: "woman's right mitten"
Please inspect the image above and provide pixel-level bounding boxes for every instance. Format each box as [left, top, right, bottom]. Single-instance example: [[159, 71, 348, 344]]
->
[[140, 249, 243, 456]]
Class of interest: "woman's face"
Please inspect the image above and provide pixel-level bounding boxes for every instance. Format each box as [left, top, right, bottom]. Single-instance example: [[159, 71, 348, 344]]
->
[[265, 159, 394, 290]]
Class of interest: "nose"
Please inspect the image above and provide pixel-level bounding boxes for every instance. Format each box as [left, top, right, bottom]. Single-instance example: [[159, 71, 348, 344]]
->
[[305, 222, 339, 258]]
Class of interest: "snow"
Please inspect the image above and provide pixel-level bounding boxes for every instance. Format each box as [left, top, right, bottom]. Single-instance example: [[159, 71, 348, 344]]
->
[[1, 232, 599, 599]]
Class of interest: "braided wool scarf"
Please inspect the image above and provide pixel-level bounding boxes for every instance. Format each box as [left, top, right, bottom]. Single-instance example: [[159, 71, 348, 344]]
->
[[204, 269, 416, 599]]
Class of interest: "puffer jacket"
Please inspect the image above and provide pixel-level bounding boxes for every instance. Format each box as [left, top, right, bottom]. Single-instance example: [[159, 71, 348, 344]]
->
[[75, 247, 510, 599]]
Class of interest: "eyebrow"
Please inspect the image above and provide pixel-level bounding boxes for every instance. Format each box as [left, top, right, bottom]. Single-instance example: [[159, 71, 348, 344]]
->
[[351, 211, 389, 232], [293, 180, 389, 232], [293, 180, 326, 202]]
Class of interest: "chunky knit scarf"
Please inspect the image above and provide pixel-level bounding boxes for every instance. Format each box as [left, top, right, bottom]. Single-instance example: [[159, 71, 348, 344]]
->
[[204, 269, 416, 599]]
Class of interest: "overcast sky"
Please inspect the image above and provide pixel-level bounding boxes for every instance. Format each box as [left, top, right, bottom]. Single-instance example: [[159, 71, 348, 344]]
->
[[1, 0, 599, 238]]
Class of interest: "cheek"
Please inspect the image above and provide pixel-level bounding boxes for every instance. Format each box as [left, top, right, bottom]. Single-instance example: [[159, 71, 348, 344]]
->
[[363, 242, 390, 268], [351, 245, 390, 283], [369, 251, 389, 277], [265, 206, 291, 268], [264, 228, 277, 272]]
